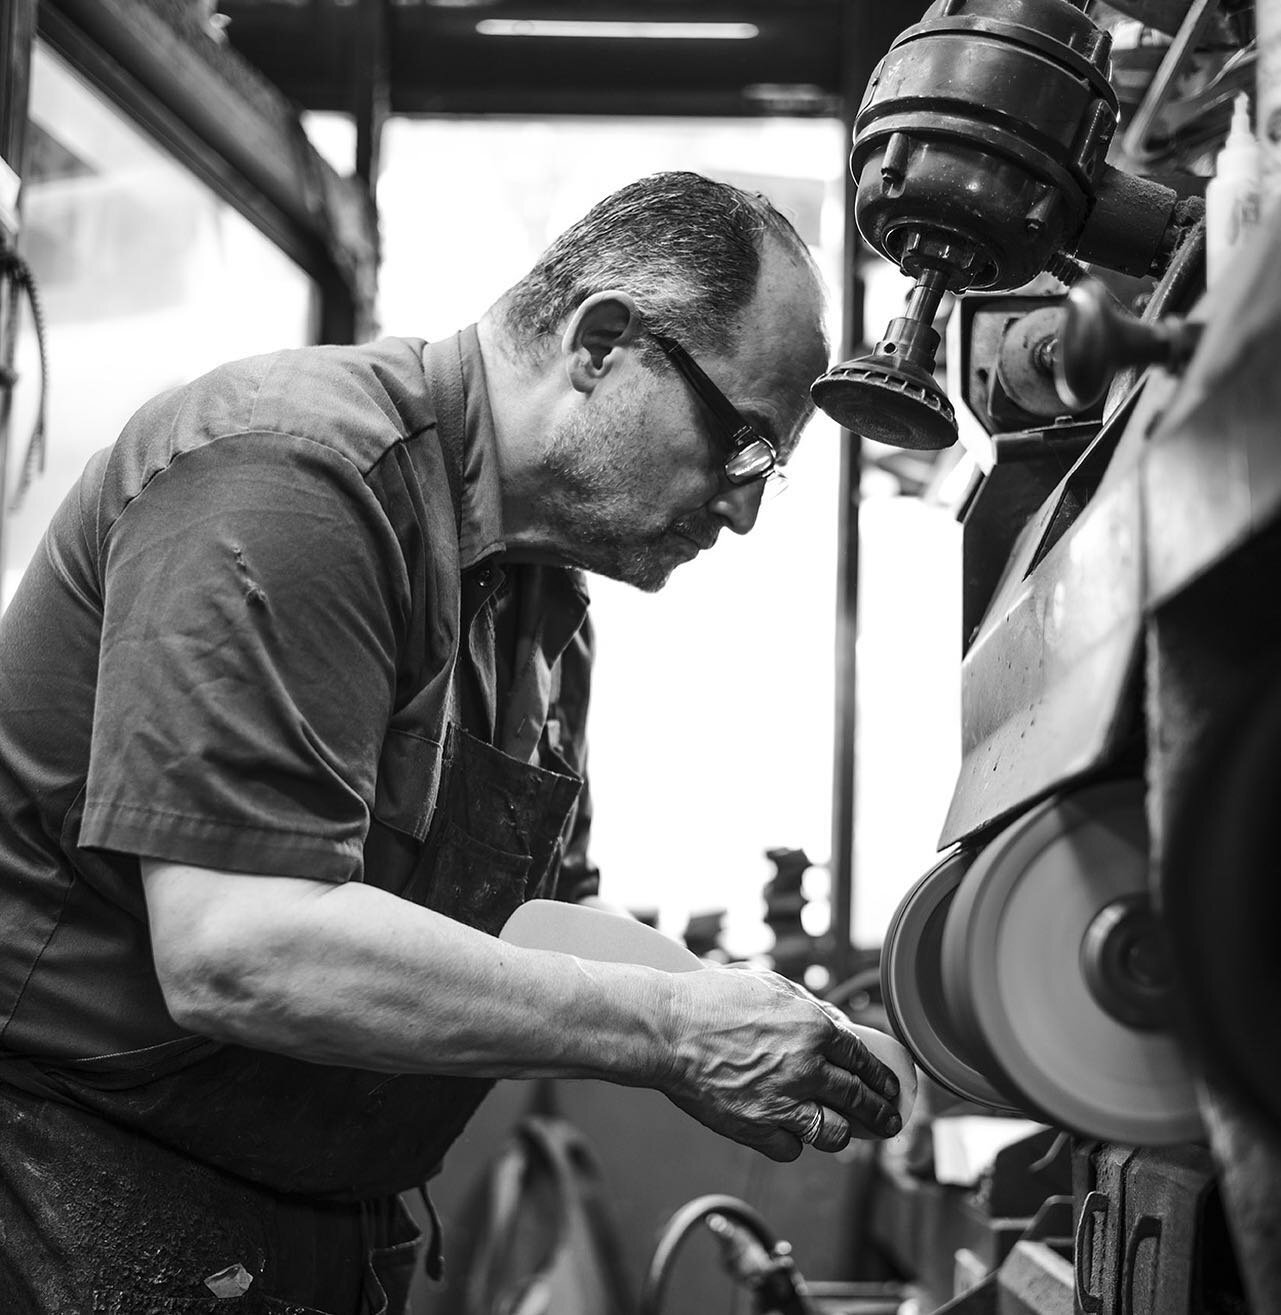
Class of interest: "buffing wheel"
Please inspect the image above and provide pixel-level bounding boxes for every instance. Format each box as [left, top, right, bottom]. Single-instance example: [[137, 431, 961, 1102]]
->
[[810, 354, 957, 450], [940, 782, 1202, 1145], [881, 851, 1024, 1113]]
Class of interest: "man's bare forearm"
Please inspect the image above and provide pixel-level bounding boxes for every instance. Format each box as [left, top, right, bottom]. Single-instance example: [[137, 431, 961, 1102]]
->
[[142, 861, 673, 1084], [141, 859, 906, 1161]]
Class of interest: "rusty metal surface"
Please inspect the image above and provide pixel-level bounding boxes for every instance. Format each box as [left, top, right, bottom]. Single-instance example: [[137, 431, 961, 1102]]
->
[[940, 376, 1175, 847], [1201, 1087, 1281, 1315], [940, 215, 1261, 844], [1074, 1144, 1139, 1315], [1120, 1145, 1217, 1315], [1143, 439, 1281, 1315], [1148, 525, 1281, 1141], [1144, 219, 1281, 608]]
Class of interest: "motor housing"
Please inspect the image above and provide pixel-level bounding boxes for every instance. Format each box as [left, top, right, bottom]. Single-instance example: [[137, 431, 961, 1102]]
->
[[813, 0, 1188, 449]]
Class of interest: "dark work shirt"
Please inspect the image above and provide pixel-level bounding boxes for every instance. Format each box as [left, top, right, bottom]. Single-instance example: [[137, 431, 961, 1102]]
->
[[0, 328, 593, 1064]]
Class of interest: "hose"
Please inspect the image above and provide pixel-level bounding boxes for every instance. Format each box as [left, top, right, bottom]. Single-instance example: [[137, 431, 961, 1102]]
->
[[639, 1193, 813, 1315]]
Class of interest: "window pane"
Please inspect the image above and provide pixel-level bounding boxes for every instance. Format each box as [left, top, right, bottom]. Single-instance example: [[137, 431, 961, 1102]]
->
[[4, 43, 318, 604]]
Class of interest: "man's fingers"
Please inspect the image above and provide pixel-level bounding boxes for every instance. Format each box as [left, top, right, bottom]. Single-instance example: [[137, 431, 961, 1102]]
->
[[789, 1101, 853, 1153], [814, 1106, 852, 1151], [818, 1064, 901, 1138], [661, 969, 915, 1158], [823, 1025, 900, 1105]]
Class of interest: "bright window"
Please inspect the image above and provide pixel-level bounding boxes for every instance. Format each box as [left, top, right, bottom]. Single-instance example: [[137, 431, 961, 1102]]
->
[[374, 116, 847, 953], [3, 43, 318, 604]]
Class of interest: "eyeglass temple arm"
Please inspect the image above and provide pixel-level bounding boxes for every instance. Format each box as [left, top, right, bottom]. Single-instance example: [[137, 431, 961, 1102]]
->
[[651, 332, 763, 451]]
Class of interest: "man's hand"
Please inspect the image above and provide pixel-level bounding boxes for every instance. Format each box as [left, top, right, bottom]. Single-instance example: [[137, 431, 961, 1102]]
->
[[655, 967, 903, 1161], [140, 861, 902, 1160]]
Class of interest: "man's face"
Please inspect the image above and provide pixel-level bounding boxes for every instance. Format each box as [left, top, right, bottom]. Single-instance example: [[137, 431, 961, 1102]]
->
[[540, 245, 828, 592]]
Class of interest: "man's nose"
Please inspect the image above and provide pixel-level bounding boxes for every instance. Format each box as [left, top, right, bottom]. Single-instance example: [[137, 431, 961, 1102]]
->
[[709, 480, 764, 535]]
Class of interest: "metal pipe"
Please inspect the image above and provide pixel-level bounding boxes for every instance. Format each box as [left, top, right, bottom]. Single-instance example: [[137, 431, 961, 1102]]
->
[[0, 0, 36, 600], [1259, 0, 1281, 208], [827, 0, 872, 983]]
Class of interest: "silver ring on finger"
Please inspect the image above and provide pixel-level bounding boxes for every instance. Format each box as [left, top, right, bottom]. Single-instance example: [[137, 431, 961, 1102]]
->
[[798, 1102, 824, 1145]]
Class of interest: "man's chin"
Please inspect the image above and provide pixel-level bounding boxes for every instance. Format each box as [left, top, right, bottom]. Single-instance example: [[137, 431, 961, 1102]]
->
[[626, 538, 693, 592], [630, 567, 674, 594], [574, 535, 685, 592], [600, 558, 674, 593]]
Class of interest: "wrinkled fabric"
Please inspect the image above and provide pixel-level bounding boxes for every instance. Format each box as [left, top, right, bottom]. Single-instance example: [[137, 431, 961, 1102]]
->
[[0, 331, 595, 1303], [0, 331, 592, 1069], [0, 1080, 416, 1314]]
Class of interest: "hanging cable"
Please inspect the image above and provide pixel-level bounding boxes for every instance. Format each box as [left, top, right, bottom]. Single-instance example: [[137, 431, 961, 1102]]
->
[[0, 247, 50, 513]]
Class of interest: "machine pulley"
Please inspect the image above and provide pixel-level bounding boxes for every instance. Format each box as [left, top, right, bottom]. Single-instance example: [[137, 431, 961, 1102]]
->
[[882, 782, 1202, 1144]]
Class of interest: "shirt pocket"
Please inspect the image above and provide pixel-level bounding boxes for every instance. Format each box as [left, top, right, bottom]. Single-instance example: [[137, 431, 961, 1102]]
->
[[424, 821, 532, 936], [372, 729, 443, 842]]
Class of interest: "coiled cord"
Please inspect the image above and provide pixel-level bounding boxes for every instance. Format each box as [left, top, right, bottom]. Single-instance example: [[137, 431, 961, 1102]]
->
[[1, 246, 49, 513]]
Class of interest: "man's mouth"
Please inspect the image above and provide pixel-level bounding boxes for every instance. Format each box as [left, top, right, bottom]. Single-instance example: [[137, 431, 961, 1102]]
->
[[674, 526, 718, 552]]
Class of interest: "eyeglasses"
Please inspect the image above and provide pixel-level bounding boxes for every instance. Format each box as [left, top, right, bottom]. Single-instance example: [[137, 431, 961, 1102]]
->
[[649, 330, 781, 487]]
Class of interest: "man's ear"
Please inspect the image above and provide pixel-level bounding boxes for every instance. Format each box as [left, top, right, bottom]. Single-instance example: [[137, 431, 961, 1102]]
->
[[561, 291, 643, 394]]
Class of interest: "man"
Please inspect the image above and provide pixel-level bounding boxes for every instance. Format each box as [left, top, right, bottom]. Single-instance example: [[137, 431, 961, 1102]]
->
[[0, 172, 900, 1311]]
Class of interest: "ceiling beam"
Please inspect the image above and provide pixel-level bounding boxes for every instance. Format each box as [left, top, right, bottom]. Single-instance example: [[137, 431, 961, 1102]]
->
[[221, 0, 847, 118]]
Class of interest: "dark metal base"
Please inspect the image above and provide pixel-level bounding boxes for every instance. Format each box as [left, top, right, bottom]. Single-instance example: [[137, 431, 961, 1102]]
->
[[868, 1130, 1252, 1314]]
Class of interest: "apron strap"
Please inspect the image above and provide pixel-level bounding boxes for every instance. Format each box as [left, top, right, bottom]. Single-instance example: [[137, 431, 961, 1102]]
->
[[422, 337, 468, 540]]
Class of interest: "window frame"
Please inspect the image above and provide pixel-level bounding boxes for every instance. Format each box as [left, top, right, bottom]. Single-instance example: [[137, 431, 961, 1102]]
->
[[27, 0, 374, 344]]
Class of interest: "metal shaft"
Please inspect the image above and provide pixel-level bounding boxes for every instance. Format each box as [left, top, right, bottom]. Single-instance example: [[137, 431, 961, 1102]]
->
[[904, 266, 949, 326]]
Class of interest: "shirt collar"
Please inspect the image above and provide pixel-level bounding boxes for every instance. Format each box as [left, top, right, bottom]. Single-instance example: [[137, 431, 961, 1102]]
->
[[437, 325, 590, 610], [441, 322, 506, 571]]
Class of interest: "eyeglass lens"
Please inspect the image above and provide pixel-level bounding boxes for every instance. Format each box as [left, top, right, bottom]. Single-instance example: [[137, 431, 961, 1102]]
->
[[650, 330, 778, 486], [725, 440, 776, 484]]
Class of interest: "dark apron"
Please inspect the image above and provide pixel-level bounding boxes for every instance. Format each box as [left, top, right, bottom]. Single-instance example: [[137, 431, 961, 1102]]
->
[[0, 339, 584, 1311]]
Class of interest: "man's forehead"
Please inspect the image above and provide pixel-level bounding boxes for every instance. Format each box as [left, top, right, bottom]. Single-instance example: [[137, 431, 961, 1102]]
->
[[711, 241, 829, 455], [733, 335, 826, 459], [772, 396, 818, 464], [732, 297, 828, 406], [779, 403, 817, 463]]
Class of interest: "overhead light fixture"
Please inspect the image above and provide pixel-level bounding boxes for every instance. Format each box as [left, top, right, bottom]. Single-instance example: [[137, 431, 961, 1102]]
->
[[475, 19, 759, 39], [743, 83, 836, 113]]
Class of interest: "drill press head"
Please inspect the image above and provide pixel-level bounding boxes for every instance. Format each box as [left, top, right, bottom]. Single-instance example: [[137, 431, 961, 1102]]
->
[[813, 0, 1120, 449]]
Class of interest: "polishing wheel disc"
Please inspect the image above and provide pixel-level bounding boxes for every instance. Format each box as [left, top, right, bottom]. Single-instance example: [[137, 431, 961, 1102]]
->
[[941, 781, 1202, 1145], [810, 355, 958, 450], [882, 851, 1024, 1113]]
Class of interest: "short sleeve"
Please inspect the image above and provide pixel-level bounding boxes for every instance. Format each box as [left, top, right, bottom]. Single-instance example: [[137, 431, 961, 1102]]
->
[[78, 432, 408, 882]]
